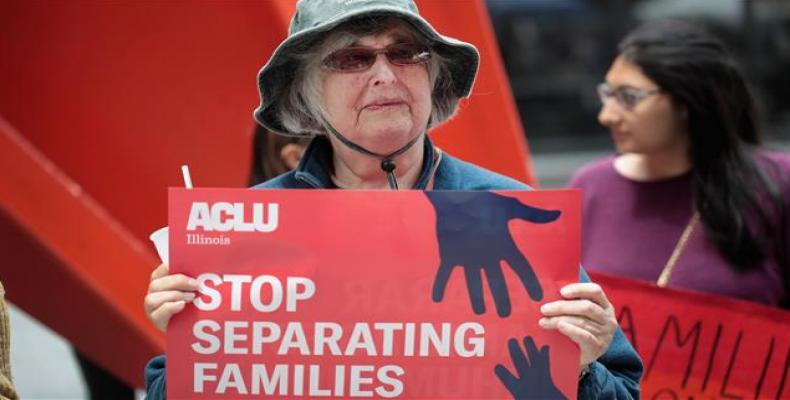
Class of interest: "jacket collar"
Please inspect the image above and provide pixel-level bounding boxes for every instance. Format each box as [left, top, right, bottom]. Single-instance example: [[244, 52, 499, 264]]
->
[[293, 134, 436, 189]]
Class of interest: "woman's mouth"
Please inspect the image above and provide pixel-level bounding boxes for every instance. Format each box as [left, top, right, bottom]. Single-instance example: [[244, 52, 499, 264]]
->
[[364, 100, 407, 111], [610, 129, 628, 141]]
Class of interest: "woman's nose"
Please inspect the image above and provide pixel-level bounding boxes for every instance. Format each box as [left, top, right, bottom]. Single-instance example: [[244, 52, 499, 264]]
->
[[598, 100, 621, 127], [368, 54, 397, 86]]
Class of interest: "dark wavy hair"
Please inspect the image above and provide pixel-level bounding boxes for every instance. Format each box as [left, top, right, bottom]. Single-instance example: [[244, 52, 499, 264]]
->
[[248, 124, 311, 185], [618, 20, 786, 275]]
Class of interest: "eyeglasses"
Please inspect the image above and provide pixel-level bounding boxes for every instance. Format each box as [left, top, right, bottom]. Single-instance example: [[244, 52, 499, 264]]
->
[[322, 43, 431, 72], [597, 83, 661, 110]]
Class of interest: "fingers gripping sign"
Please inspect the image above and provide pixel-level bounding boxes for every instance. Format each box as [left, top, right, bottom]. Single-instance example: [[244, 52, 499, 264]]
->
[[425, 192, 561, 317], [145, 263, 200, 332], [539, 283, 617, 368]]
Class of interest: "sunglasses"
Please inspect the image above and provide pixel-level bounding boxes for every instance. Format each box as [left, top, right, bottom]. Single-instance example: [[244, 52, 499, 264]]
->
[[322, 43, 432, 72], [597, 83, 661, 110]]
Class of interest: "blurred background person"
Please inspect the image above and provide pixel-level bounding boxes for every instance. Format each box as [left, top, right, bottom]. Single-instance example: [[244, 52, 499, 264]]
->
[[486, 0, 790, 187], [0, 282, 18, 400], [248, 124, 310, 185], [569, 19, 789, 307]]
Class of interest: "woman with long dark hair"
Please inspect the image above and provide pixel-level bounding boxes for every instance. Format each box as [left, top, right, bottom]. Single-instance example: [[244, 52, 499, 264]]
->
[[570, 19, 789, 307]]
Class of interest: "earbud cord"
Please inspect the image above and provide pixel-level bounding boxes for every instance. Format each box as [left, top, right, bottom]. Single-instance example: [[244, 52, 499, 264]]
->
[[320, 117, 423, 190]]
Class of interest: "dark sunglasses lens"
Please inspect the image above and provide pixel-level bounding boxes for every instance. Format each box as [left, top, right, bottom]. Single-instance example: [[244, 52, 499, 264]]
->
[[323, 44, 431, 71], [324, 48, 375, 71], [386, 44, 430, 65]]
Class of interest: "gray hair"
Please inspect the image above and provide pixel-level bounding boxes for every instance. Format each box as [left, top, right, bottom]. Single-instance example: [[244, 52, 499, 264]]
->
[[277, 17, 459, 136]]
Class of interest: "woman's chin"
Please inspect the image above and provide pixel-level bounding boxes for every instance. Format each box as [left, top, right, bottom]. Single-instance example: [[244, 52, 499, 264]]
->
[[362, 127, 418, 153], [612, 140, 633, 154]]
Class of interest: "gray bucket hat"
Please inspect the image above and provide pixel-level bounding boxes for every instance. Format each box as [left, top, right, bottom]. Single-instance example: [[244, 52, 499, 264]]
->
[[253, 0, 480, 136]]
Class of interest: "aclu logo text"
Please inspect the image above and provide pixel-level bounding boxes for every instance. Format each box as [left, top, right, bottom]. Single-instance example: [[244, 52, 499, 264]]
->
[[186, 202, 279, 233]]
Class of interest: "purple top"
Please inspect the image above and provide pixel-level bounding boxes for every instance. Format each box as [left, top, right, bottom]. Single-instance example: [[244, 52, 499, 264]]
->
[[569, 149, 790, 306]]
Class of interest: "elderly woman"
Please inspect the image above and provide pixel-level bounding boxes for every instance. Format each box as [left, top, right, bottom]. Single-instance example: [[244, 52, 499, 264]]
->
[[144, 0, 641, 398]]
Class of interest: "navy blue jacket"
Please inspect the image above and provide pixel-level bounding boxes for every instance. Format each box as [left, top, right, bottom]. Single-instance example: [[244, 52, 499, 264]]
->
[[145, 136, 642, 399]]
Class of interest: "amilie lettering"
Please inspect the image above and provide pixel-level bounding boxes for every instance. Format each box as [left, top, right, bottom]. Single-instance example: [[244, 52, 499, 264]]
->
[[187, 202, 278, 233]]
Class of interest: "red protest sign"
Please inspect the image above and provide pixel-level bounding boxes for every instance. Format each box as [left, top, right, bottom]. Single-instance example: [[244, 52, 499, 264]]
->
[[166, 188, 581, 399], [591, 272, 790, 400]]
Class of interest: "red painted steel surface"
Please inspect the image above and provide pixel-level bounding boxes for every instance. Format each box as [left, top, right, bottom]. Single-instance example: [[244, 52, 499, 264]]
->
[[0, 117, 163, 387], [419, 0, 536, 186]]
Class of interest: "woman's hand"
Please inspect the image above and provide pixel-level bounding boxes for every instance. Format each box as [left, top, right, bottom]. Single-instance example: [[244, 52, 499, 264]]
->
[[538, 283, 617, 369], [144, 263, 199, 332]]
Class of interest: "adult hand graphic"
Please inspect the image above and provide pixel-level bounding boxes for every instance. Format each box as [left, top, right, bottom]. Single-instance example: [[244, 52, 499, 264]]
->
[[495, 336, 567, 400], [425, 191, 560, 317]]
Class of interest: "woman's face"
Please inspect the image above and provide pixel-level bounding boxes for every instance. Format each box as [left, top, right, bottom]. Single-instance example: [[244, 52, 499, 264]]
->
[[598, 55, 689, 157], [320, 24, 432, 155]]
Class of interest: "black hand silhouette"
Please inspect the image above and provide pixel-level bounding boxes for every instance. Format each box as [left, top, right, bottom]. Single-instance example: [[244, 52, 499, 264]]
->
[[425, 192, 560, 317], [495, 336, 567, 400]]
